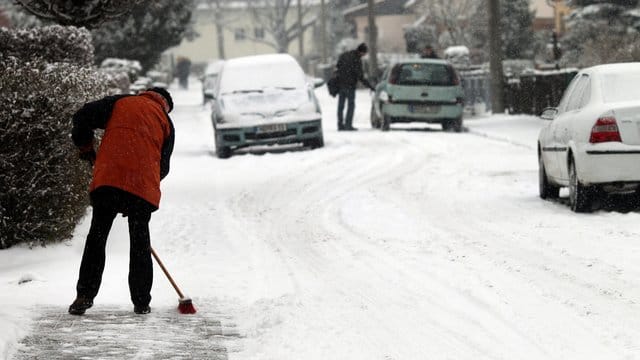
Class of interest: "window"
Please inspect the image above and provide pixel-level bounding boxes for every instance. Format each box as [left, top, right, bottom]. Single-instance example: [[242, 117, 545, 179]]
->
[[565, 74, 590, 112], [254, 27, 265, 39], [234, 28, 246, 41], [389, 63, 457, 86]]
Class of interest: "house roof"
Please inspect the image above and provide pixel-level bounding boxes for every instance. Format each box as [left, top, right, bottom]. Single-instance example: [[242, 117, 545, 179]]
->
[[343, 0, 417, 18]]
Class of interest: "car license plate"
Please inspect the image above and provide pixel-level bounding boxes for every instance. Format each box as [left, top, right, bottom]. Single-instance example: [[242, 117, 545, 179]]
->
[[409, 104, 439, 113], [257, 123, 287, 133]]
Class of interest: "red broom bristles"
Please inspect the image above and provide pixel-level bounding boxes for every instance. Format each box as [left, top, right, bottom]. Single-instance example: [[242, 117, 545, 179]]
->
[[178, 298, 197, 314]]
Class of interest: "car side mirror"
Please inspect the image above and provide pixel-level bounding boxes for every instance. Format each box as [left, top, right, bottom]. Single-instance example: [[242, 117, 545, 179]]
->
[[540, 107, 558, 120], [311, 77, 325, 88], [204, 90, 215, 100]]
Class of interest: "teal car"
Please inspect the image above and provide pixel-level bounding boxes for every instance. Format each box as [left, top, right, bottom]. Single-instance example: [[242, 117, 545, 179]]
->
[[371, 59, 464, 132]]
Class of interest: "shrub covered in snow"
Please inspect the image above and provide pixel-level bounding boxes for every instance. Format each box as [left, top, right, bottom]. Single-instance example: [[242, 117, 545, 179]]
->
[[0, 26, 109, 249], [99, 58, 144, 94], [0, 25, 94, 65], [561, 4, 640, 67]]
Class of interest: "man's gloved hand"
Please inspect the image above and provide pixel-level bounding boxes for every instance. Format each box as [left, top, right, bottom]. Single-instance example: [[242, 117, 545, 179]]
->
[[79, 149, 96, 165]]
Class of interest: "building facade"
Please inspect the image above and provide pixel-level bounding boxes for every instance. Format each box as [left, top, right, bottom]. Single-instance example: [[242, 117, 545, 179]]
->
[[167, 2, 320, 66]]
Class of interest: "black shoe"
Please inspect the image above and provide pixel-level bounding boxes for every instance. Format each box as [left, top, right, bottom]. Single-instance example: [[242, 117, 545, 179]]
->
[[345, 127, 358, 131], [134, 305, 151, 314], [68, 295, 93, 315]]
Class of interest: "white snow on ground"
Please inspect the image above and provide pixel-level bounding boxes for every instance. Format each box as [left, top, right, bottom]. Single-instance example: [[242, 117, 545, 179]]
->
[[2, 80, 640, 359]]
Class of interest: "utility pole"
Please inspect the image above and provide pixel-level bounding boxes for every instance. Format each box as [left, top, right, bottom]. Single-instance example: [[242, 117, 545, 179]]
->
[[320, 0, 327, 64], [298, 0, 304, 57], [212, 0, 225, 59], [367, 0, 378, 82], [488, 0, 504, 113]]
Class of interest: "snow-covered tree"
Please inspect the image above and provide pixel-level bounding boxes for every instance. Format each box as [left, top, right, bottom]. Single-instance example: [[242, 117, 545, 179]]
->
[[403, 23, 437, 53], [13, 0, 144, 28], [327, 0, 360, 56], [247, 0, 317, 53], [91, 0, 194, 71], [561, 2, 640, 67], [413, 0, 479, 51], [470, 0, 535, 61]]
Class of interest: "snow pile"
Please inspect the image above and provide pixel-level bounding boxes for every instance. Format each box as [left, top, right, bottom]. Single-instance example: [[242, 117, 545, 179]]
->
[[444, 45, 471, 68]]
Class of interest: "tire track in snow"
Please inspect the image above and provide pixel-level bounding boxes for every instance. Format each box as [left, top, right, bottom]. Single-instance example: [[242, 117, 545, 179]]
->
[[221, 131, 557, 359]]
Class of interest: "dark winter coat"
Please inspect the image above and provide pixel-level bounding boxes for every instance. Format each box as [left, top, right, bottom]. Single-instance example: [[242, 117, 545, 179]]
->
[[71, 91, 175, 208], [336, 50, 372, 89]]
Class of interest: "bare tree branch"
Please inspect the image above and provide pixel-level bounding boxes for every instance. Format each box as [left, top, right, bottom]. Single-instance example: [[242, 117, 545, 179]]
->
[[246, 0, 315, 52]]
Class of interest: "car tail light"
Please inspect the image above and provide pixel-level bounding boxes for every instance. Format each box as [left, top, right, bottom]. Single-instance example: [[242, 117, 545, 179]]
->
[[389, 64, 400, 84], [589, 116, 621, 143]]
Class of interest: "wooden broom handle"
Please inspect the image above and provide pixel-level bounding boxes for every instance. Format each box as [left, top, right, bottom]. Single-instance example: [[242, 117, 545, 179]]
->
[[150, 247, 185, 299]]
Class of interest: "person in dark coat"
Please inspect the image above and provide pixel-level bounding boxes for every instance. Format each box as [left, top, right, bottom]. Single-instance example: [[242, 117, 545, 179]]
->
[[68, 87, 175, 316], [176, 56, 191, 89], [335, 42, 375, 131], [420, 45, 440, 59]]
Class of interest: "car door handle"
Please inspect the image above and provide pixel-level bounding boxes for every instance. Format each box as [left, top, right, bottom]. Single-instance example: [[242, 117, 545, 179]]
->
[[421, 92, 429, 97]]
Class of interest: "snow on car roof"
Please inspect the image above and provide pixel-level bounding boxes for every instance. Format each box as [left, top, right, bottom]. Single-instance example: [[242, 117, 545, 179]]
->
[[205, 60, 225, 75], [219, 54, 307, 94], [587, 62, 640, 75]]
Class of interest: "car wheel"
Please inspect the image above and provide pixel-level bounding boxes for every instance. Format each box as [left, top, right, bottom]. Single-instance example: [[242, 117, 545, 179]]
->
[[538, 154, 559, 199], [216, 146, 232, 159], [370, 105, 380, 129], [381, 115, 391, 132], [568, 157, 592, 212], [441, 121, 452, 132], [452, 117, 463, 133], [304, 135, 324, 149]]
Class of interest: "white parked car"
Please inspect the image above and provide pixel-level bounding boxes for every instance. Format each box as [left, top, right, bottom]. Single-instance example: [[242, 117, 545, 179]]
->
[[538, 63, 640, 212], [210, 54, 323, 158], [202, 60, 224, 103]]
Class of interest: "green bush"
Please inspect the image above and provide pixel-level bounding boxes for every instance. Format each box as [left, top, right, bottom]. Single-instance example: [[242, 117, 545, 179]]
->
[[0, 26, 109, 249]]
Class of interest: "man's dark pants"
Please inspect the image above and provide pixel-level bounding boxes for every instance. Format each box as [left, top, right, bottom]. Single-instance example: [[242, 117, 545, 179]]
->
[[76, 186, 155, 307], [337, 87, 356, 130]]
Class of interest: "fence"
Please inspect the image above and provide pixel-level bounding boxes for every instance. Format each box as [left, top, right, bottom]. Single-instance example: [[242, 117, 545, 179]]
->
[[458, 67, 578, 115]]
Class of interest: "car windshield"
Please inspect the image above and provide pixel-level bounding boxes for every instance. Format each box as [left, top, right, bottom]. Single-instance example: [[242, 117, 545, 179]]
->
[[601, 73, 640, 103], [219, 58, 306, 95], [389, 63, 457, 86]]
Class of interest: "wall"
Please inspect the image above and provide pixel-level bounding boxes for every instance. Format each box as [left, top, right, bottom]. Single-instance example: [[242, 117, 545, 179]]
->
[[353, 14, 418, 53], [168, 6, 319, 64]]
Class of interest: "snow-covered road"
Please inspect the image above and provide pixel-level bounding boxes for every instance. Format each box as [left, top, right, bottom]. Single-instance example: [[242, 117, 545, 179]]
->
[[2, 82, 640, 359]]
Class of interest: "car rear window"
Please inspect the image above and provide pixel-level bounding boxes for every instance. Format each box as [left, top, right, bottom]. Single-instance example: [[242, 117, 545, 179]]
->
[[389, 63, 458, 86], [601, 73, 640, 103]]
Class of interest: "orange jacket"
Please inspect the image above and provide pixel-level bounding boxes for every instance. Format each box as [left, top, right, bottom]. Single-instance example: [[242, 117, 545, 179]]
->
[[72, 91, 175, 208]]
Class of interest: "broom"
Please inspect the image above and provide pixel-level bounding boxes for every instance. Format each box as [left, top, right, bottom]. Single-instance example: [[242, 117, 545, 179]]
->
[[150, 247, 197, 314]]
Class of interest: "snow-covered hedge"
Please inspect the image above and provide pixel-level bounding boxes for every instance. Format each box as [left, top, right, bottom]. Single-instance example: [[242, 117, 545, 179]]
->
[[0, 26, 109, 249], [0, 25, 94, 66]]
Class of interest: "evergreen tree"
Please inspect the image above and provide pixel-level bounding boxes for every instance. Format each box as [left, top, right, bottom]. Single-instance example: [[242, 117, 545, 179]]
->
[[91, 0, 194, 71], [470, 0, 535, 61], [561, 2, 640, 67]]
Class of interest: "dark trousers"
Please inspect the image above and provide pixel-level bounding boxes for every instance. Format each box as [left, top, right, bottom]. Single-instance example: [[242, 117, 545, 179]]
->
[[76, 187, 155, 307], [337, 87, 356, 129]]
